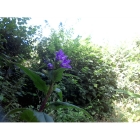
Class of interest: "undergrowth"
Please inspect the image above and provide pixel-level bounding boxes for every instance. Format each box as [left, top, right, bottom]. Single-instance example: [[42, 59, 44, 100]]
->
[[103, 97, 140, 122]]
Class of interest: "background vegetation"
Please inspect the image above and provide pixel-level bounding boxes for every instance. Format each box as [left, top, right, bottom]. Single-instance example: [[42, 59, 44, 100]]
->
[[0, 17, 140, 122]]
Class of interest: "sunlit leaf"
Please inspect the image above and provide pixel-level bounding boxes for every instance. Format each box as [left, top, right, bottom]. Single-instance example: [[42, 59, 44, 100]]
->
[[63, 73, 80, 79], [20, 109, 39, 122], [115, 89, 140, 98]]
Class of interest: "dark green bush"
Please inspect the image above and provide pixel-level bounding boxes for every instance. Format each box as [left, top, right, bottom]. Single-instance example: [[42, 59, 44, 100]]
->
[[0, 17, 42, 115]]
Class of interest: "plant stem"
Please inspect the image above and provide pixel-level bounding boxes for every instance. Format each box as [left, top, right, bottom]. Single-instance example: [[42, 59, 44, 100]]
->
[[39, 83, 54, 112]]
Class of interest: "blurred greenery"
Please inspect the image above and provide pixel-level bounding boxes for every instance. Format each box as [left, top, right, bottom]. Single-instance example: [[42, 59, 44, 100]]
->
[[0, 17, 140, 122]]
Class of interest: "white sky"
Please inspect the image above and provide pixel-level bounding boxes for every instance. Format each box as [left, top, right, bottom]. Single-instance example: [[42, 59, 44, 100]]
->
[[3, 0, 140, 48], [28, 17, 140, 48]]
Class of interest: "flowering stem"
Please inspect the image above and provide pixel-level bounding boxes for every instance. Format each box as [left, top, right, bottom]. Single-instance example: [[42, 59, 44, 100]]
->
[[39, 83, 54, 112]]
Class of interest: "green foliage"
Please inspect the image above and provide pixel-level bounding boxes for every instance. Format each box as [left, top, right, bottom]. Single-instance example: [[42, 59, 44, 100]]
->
[[107, 98, 140, 122], [20, 109, 39, 122], [2, 108, 54, 122], [0, 64, 23, 112], [16, 64, 49, 93], [1, 18, 140, 122], [48, 108, 92, 122], [0, 17, 40, 58], [33, 110, 54, 122], [46, 101, 93, 121], [115, 89, 140, 98], [0, 17, 43, 114], [52, 68, 65, 82], [0, 94, 4, 101], [1, 108, 27, 121], [105, 44, 140, 95], [54, 88, 63, 101], [35, 26, 117, 119]]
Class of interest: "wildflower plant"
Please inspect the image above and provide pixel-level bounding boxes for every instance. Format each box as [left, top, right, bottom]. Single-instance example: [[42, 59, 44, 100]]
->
[[2, 49, 93, 122], [39, 49, 72, 112]]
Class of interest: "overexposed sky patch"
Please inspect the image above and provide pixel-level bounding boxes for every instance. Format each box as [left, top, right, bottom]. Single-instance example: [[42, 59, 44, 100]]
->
[[28, 17, 140, 47], [7, 0, 140, 48]]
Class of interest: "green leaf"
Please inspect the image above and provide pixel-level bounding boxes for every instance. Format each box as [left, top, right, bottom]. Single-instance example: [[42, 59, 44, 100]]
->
[[0, 95, 4, 101], [55, 88, 63, 101], [52, 68, 65, 82], [46, 101, 94, 121], [89, 86, 93, 90], [0, 76, 4, 80], [16, 64, 48, 93], [93, 84, 98, 88], [63, 73, 80, 79], [115, 89, 140, 98], [33, 110, 54, 122], [1, 108, 27, 121], [2, 108, 54, 122], [20, 109, 39, 122]]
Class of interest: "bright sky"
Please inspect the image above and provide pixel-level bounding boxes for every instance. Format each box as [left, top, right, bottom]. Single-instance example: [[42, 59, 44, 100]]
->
[[28, 17, 140, 48], [5, 0, 140, 48]]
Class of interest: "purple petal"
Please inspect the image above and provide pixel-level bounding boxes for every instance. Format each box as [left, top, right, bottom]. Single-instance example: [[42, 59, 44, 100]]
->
[[60, 63, 72, 69], [55, 49, 65, 61], [55, 49, 72, 69], [63, 59, 71, 63], [56, 49, 65, 57], [47, 63, 53, 69], [60, 59, 71, 69]]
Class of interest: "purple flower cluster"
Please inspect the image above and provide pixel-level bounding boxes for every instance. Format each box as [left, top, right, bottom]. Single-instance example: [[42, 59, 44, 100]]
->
[[44, 49, 71, 69], [55, 49, 71, 69]]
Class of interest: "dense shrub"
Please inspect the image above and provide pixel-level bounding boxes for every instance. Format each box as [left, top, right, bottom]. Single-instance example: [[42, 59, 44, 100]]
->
[[105, 42, 140, 94], [33, 25, 118, 120], [0, 18, 41, 58], [0, 18, 42, 113]]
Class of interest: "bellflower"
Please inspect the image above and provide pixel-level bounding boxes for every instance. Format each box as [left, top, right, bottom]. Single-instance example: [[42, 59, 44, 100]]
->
[[60, 59, 71, 69], [55, 49, 71, 69], [44, 58, 53, 69], [55, 49, 65, 61], [47, 63, 53, 69]]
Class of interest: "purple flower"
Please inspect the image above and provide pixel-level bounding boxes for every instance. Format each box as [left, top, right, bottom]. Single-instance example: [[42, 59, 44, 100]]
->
[[60, 59, 71, 69], [47, 63, 53, 69], [55, 49, 71, 69], [55, 49, 65, 61]]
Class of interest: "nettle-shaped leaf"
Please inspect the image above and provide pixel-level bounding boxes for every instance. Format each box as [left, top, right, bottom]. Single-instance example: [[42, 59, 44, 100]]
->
[[52, 68, 65, 82], [16, 64, 48, 93]]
